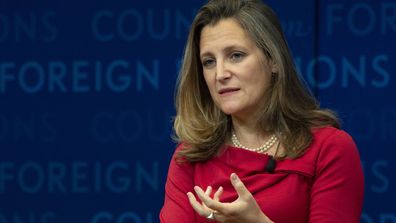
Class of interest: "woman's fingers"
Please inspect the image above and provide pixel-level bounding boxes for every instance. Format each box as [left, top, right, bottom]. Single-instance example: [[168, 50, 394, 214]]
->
[[187, 192, 209, 217], [188, 178, 265, 222], [187, 185, 227, 218], [205, 186, 212, 196], [214, 186, 223, 202], [194, 186, 228, 214], [203, 186, 212, 209], [230, 173, 251, 200]]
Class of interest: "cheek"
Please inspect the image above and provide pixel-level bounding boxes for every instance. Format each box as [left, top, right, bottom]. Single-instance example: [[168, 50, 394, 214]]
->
[[244, 70, 271, 96], [203, 74, 215, 92], [252, 64, 272, 84]]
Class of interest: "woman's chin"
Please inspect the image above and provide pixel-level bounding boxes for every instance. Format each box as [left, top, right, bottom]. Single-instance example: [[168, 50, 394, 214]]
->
[[220, 106, 241, 116]]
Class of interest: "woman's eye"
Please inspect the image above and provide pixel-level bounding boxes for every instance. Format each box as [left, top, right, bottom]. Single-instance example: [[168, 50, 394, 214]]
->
[[230, 52, 244, 62], [202, 59, 215, 68]]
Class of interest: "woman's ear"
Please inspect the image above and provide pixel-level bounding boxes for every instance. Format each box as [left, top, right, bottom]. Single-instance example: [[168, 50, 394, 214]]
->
[[270, 60, 279, 74]]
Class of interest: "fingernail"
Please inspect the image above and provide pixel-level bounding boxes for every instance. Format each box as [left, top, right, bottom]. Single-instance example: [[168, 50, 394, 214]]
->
[[231, 173, 238, 181]]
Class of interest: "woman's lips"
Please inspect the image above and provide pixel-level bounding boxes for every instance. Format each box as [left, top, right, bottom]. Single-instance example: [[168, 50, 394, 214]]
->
[[219, 88, 240, 95]]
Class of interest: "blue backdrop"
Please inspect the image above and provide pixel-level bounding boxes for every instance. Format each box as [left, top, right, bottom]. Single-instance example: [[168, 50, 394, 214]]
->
[[0, 0, 395, 222]]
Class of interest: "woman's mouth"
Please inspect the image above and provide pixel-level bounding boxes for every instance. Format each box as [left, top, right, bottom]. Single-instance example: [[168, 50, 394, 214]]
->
[[219, 88, 240, 95]]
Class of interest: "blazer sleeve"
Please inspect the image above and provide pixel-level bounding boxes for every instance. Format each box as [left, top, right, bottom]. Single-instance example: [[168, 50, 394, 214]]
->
[[160, 144, 196, 223], [309, 129, 364, 222]]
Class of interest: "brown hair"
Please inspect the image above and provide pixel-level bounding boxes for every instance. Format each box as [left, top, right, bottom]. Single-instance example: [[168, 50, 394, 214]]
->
[[173, 0, 339, 162]]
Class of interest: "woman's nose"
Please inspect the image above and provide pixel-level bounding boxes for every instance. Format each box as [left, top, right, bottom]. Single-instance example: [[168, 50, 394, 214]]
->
[[216, 61, 231, 81]]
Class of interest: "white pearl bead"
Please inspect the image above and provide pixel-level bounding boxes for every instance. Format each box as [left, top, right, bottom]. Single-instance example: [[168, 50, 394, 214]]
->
[[231, 130, 278, 154]]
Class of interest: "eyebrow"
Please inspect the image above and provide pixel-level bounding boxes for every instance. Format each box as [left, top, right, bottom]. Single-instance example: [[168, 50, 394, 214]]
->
[[200, 44, 247, 59]]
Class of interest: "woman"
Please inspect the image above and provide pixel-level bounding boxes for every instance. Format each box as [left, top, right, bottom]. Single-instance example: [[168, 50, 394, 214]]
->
[[160, 0, 364, 222]]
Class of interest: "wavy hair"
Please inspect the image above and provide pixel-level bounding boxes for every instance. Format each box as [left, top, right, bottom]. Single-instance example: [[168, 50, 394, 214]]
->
[[173, 0, 339, 162]]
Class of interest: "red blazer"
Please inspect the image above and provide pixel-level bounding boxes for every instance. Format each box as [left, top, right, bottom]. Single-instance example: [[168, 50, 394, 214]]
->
[[160, 127, 364, 223]]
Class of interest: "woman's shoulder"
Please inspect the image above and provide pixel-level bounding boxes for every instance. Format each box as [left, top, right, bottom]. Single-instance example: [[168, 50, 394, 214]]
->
[[312, 125, 348, 138], [277, 126, 360, 176], [311, 126, 355, 149], [165, 143, 195, 178], [307, 126, 359, 161], [171, 143, 189, 163]]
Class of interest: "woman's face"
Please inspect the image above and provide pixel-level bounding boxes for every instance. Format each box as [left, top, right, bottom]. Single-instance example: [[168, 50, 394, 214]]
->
[[199, 18, 276, 120]]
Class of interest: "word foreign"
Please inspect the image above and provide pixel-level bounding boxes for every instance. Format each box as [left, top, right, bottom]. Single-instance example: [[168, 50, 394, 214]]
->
[[0, 60, 160, 93], [0, 161, 159, 194], [326, 2, 396, 36]]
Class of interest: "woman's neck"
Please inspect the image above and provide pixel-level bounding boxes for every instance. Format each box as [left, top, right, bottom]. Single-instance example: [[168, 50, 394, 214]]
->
[[231, 115, 271, 149]]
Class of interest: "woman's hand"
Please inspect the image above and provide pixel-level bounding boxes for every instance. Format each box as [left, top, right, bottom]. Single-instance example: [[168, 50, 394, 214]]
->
[[187, 173, 273, 223]]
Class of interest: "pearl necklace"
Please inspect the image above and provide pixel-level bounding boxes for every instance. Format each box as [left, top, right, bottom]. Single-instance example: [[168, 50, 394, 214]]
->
[[231, 130, 278, 153]]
